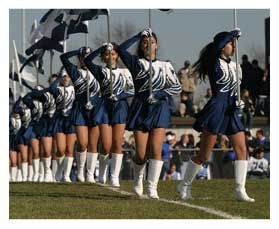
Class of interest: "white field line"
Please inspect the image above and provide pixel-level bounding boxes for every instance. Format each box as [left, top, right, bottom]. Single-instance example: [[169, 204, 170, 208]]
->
[[97, 183, 245, 219]]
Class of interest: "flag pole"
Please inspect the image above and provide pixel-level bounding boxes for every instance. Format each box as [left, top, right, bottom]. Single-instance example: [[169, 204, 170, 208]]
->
[[106, 10, 113, 96], [12, 40, 23, 97], [50, 50, 54, 76], [22, 9, 26, 54], [234, 9, 241, 104], [22, 9, 26, 95], [85, 21, 90, 107], [62, 24, 69, 116], [148, 9, 153, 96], [12, 58, 17, 102], [34, 19, 39, 87]]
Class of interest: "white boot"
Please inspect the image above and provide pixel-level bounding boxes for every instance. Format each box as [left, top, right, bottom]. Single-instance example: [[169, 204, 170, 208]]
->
[[27, 165, 33, 182], [234, 160, 255, 202], [99, 154, 109, 184], [43, 157, 53, 182], [77, 151, 87, 182], [21, 162, 28, 182], [133, 162, 146, 197], [63, 156, 73, 183], [147, 159, 163, 199], [177, 159, 202, 201], [38, 161, 45, 182], [32, 158, 40, 182], [86, 152, 98, 183], [51, 159, 58, 182], [16, 165, 23, 182], [55, 155, 65, 182], [110, 153, 123, 188], [10, 166, 18, 182]]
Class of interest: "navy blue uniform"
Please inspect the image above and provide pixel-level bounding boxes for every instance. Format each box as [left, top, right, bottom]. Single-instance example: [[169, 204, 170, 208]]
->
[[49, 75, 76, 135], [28, 89, 56, 137], [20, 93, 43, 145], [84, 46, 134, 125], [193, 32, 245, 135], [9, 99, 22, 151], [60, 50, 102, 127], [118, 33, 181, 132]]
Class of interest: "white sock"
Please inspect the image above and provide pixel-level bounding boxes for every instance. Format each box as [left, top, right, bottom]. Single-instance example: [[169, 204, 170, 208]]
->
[[28, 165, 33, 181], [39, 161, 44, 182], [86, 152, 99, 182], [55, 155, 65, 182], [63, 156, 74, 182], [110, 153, 123, 187], [16, 165, 23, 182], [21, 162, 28, 182], [52, 159, 58, 179], [99, 154, 110, 183], [43, 157, 52, 182], [147, 159, 164, 198], [32, 158, 40, 182], [11, 166, 18, 182]]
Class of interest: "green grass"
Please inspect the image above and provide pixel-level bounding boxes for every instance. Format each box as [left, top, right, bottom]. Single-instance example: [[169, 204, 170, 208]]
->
[[9, 179, 269, 219]]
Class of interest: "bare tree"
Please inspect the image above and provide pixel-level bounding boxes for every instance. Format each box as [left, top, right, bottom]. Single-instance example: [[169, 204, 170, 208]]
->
[[90, 20, 139, 67], [92, 20, 139, 49]]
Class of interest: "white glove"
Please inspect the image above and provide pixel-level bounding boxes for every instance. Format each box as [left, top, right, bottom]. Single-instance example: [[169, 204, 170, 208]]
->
[[141, 28, 152, 37], [85, 101, 94, 110], [109, 94, 118, 102], [147, 94, 158, 104], [236, 99, 245, 109], [231, 28, 241, 38], [106, 43, 113, 52]]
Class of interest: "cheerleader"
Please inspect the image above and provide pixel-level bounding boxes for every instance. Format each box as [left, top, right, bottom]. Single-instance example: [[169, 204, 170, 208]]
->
[[60, 48, 101, 183], [84, 43, 134, 187], [177, 29, 255, 202], [118, 29, 181, 198], [27, 76, 56, 182], [50, 70, 76, 182], [9, 100, 22, 182]]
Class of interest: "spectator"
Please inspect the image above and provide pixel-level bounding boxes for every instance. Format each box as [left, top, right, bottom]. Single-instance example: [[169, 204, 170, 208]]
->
[[198, 88, 212, 112], [163, 163, 181, 180], [196, 162, 210, 180], [240, 54, 253, 91], [247, 147, 269, 179], [240, 89, 255, 130], [255, 68, 270, 116], [255, 129, 270, 161], [249, 59, 264, 103], [178, 60, 197, 117], [121, 135, 135, 180], [160, 131, 176, 179], [174, 134, 197, 177], [245, 130, 257, 158]]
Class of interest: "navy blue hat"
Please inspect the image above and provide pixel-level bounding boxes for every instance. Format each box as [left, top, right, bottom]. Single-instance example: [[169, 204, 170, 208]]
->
[[213, 31, 229, 48]]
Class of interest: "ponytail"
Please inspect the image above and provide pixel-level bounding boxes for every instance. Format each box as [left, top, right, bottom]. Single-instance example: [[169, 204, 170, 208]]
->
[[193, 42, 217, 82]]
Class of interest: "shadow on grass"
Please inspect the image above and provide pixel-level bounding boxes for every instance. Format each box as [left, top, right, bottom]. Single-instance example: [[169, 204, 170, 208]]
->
[[10, 191, 133, 201]]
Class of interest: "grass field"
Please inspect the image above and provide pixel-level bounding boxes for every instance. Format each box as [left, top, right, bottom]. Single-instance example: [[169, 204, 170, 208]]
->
[[9, 179, 269, 219]]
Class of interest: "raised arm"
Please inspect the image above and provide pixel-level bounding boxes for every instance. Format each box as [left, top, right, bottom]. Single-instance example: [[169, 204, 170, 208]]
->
[[60, 49, 81, 82], [48, 74, 62, 97], [118, 32, 142, 76], [84, 46, 106, 83]]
